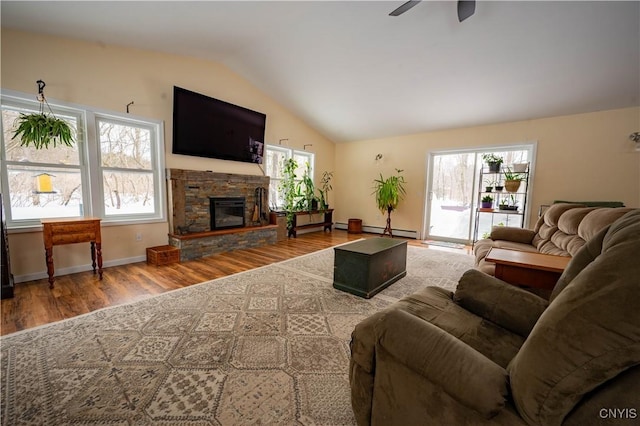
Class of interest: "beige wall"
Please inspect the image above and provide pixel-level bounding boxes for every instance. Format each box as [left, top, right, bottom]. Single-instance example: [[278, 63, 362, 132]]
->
[[335, 107, 640, 236], [1, 29, 335, 280], [3, 29, 639, 281]]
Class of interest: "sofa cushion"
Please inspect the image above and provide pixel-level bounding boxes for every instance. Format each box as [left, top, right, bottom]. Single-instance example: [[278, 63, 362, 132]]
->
[[507, 210, 640, 425]]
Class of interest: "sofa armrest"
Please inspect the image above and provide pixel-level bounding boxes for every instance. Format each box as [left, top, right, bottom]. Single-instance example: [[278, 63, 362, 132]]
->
[[375, 309, 509, 419], [454, 269, 548, 337], [490, 226, 536, 244]]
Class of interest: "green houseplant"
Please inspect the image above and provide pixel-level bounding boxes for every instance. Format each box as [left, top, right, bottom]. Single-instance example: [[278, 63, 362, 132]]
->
[[503, 167, 525, 192], [317, 170, 333, 210], [279, 158, 299, 230], [482, 153, 503, 172], [11, 80, 74, 149], [481, 195, 494, 209], [373, 168, 406, 238]]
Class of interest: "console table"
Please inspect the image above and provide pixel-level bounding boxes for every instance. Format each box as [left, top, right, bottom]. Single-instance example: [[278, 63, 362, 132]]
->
[[486, 248, 570, 294], [41, 217, 103, 288], [288, 209, 333, 238]]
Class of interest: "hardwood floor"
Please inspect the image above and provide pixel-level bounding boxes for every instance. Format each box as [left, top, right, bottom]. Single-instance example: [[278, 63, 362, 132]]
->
[[1, 230, 469, 336]]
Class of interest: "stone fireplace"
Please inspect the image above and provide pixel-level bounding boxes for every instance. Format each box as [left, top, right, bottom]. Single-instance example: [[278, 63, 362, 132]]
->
[[167, 169, 277, 260]]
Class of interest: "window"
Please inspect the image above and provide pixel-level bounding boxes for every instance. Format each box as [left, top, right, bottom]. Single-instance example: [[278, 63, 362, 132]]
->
[[1, 91, 165, 228], [264, 145, 314, 209]]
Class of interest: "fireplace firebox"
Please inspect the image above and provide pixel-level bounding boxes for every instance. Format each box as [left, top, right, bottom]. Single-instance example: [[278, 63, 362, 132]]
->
[[210, 197, 245, 230]]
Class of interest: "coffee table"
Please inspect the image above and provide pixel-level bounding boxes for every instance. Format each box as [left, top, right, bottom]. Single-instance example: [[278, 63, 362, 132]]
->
[[486, 248, 571, 292], [333, 238, 407, 298]]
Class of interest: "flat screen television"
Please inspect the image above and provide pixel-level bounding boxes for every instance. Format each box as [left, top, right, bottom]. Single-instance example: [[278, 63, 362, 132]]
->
[[172, 86, 266, 164]]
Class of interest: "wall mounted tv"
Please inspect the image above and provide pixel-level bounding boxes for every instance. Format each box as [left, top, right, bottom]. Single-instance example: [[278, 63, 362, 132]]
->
[[172, 86, 266, 164]]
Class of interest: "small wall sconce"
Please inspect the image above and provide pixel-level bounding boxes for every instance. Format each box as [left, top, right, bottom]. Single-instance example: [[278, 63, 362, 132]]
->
[[629, 132, 640, 152]]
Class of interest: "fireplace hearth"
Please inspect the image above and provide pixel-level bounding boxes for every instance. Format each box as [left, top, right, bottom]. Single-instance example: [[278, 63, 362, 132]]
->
[[210, 197, 245, 230]]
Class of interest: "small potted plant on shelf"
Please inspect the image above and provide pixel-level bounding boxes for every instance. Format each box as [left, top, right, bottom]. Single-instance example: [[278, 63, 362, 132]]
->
[[482, 153, 503, 172], [484, 178, 498, 192], [503, 168, 525, 192], [481, 195, 494, 209]]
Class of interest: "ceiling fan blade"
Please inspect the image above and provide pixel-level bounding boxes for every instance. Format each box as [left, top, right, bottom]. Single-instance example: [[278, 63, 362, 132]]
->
[[457, 0, 476, 22], [389, 0, 421, 17]]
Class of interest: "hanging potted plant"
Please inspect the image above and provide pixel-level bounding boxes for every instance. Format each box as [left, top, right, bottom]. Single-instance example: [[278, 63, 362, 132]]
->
[[11, 80, 75, 149], [372, 168, 406, 238]]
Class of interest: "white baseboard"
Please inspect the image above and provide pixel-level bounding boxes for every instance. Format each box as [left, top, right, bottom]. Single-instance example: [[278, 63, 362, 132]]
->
[[334, 222, 419, 239], [14, 255, 147, 284]]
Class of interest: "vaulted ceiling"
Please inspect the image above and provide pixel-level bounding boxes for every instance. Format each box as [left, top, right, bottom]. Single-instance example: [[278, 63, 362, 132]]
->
[[3, 1, 639, 143]]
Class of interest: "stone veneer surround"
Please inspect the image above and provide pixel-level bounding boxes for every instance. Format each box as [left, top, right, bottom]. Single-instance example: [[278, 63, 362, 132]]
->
[[167, 169, 276, 260]]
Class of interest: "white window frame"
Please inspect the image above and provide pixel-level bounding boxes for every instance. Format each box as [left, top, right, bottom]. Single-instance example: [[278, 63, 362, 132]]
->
[[264, 144, 314, 210], [1, 89, 166, 230]]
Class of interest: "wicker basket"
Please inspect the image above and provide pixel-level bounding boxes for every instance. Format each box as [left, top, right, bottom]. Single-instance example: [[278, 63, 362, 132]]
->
[[504, 180, 522, 193], [146, 245, 180, 266]]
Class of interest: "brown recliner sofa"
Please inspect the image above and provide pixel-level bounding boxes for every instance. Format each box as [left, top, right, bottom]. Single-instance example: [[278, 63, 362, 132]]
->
[[350, 209, 640, 425], [474, 203, 633, 275]]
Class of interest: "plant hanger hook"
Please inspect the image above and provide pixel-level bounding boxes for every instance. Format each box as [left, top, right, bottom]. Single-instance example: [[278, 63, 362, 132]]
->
[[36, 79, 46, 103]]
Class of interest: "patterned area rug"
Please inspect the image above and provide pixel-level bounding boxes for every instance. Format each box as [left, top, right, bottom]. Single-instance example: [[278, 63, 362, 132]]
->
[[1, 244, 473, 425]]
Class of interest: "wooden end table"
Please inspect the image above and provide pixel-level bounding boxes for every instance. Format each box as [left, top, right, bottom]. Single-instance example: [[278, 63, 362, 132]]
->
[[486, 248, 570, 292], [41, 217, 103, 288]]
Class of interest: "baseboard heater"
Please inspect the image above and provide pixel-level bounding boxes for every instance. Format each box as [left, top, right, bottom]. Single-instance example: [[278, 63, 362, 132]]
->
[[334, 222, 419, 239]]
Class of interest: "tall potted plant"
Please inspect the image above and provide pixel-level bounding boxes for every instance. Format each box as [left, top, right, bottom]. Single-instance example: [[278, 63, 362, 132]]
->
[[279, 158, 299, 230], [372, 168, 406, 238], [317, 170, 333, 210]]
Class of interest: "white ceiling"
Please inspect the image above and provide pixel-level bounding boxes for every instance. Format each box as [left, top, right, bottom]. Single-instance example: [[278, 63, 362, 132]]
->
[[2, 1, 639, 143]]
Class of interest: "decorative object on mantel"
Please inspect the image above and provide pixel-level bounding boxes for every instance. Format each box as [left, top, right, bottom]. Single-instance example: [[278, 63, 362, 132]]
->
[[11, 80, 74, 149], [373, 168, 407, 238], [630, 132, 640, 152]]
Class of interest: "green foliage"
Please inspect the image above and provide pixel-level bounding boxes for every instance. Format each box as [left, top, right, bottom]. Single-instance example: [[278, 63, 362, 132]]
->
[[481, 195, 493, 202], [503, 167, 525, 181], [373, 169, 406, 214], [297, 162, 316, 211], [279, 158, 299, 228], [317, 170, 333, 210], [482, 153, 503, 164], [11, 113, 74, 149]]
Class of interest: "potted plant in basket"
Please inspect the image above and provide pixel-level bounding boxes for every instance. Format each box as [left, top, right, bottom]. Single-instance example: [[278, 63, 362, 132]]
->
[[482, 153, 503, 172], [503, 168, 525, 192], [372, 168, 406, 238]]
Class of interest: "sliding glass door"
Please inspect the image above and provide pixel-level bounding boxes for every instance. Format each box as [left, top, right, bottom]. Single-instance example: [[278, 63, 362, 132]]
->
[[426, 152, 477, 241], [424, 144, 535, 244]]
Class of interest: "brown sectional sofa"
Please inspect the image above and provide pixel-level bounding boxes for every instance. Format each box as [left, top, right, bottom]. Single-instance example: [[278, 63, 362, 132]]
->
[[349, 209, 640, 425], [474, 203, 633, 275]]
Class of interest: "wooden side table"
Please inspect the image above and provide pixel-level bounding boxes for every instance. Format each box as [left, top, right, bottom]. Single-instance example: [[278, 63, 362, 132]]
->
[[486, 248, 570, 292], [41, 217, 103, 288]]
